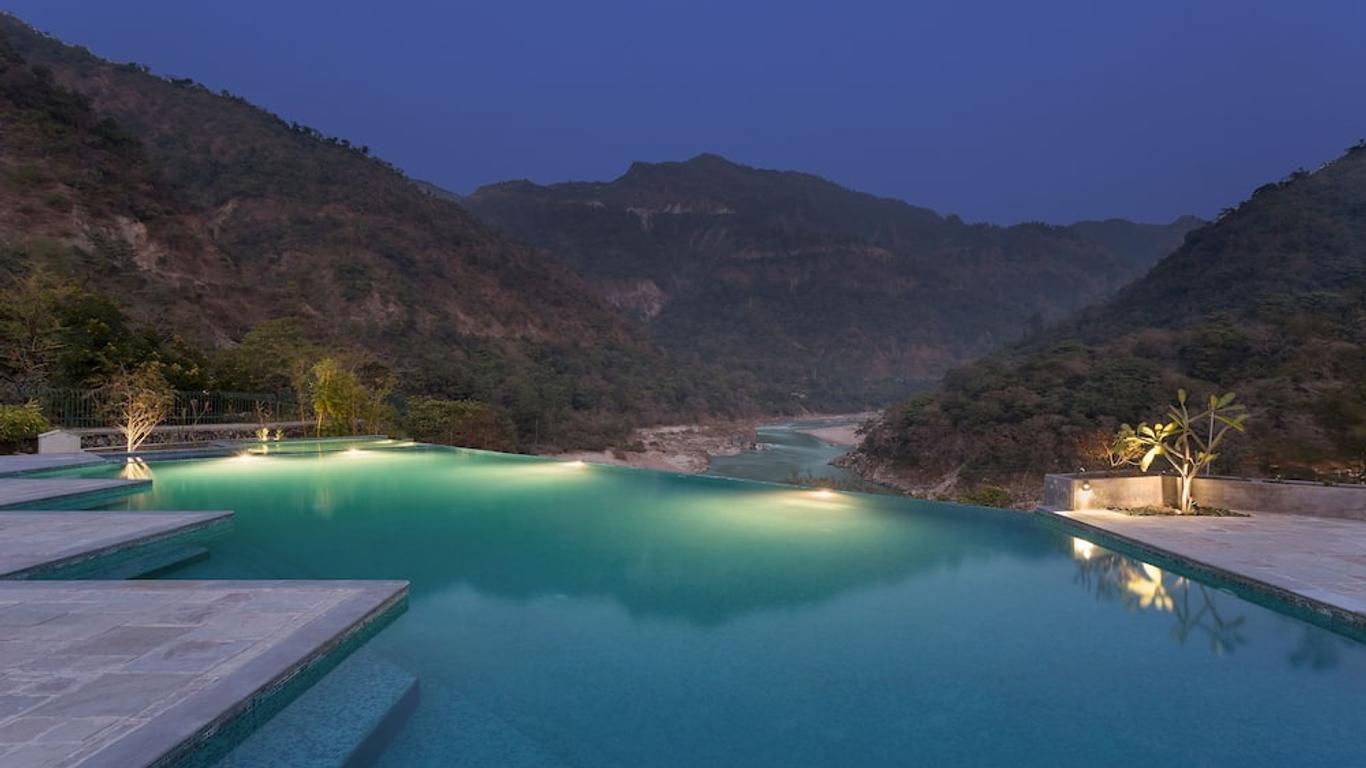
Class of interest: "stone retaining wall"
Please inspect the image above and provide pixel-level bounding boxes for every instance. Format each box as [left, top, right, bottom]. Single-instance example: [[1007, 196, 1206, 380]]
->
[[73, 421, 313, 451], [1044, 472, 1366, 521]]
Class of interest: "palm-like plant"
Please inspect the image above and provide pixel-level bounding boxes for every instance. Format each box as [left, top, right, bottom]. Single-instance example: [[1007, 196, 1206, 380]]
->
[[1116, 390, 1248, 514]]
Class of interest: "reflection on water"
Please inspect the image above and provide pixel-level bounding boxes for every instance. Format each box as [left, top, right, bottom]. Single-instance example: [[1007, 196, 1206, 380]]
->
[[118, 458, 151, 481], [1290, 626, 1345, 670], [1072, 537, 1249, 656], [44, 448, 1366, 767]]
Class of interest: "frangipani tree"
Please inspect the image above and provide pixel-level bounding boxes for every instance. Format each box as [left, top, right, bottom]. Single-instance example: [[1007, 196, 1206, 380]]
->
[[1115, 390, 1248, 514]]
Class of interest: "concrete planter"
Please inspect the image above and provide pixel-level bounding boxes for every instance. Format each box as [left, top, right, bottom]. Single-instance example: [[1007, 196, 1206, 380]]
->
[[1044, 471, 1366, 521], [37, 429, 82, 454]]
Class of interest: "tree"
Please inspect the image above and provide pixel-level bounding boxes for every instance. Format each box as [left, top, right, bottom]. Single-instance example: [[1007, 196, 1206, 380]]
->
[[52, 287, 155, 387], [405, 397, 515, 451], [213, 318, 319, 393], [1117, 390, 1248, 513], [310, 357, 360, 435], [308, 357, 391, 436], [103, 363, 174, 453], [0, 274, 62, 393]]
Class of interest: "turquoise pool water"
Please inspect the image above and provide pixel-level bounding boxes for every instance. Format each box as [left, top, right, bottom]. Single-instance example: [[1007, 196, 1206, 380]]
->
[[64, 445, 1366, 766]]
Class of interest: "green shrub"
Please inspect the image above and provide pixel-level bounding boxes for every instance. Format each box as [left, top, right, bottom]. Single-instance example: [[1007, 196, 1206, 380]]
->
[[957, 484, 1014, 509], [0, 402, 50, 453]]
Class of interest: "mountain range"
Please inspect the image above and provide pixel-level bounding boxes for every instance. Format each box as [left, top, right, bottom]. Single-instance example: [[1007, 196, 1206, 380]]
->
[[1, 12, 1223, 457], [466, 156, 1199, 407]]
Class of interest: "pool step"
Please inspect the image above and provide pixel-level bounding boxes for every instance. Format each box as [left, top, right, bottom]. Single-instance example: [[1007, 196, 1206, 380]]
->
[[98, 544, 210, 579], [214, 648, 420, 768], [46, 543, 211, 581]]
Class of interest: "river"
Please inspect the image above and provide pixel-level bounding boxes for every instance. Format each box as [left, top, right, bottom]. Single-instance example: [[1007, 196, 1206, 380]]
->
[[706, 418, 863, 485]]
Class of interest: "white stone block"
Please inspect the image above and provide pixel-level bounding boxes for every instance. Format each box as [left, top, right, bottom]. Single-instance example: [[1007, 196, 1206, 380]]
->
[[38, 430, 82, 454]]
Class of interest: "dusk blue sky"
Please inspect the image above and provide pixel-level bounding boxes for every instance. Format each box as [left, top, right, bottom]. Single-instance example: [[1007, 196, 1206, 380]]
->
[[7, 1, 1365, 223]]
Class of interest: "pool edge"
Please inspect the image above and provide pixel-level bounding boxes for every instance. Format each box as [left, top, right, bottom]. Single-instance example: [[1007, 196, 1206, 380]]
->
[[73, 580, 411, 768], [1035, 507, 1366, 642]]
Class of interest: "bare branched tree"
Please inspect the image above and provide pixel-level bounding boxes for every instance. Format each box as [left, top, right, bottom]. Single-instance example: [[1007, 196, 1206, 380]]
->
[[103, 364, 174, 453]]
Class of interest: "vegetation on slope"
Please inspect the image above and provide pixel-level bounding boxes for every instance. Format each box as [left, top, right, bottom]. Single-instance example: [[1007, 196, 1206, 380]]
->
[[851, 143, 1366, 498], [0, 16, 768, 449], [466, 154, 1200, 409]]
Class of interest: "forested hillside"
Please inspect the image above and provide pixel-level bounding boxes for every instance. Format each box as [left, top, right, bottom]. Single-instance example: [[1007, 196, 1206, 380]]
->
[[467, 154, 1199, 408], [850, 143, 1366, 499], [0, 16, 769, 449]]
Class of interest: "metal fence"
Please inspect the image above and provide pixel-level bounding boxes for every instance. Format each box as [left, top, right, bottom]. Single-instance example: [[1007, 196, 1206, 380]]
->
[[2, 387, 300, 428]]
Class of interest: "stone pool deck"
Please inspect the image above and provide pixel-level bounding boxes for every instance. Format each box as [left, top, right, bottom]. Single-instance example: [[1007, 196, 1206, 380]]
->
[[1041, 508, 1366, 625], [0, 580, 408, 767], [0, 454, 106, 478], [0, 480, 148, 511], [0, 454, 411, 766], [0, 512, 232, 580]]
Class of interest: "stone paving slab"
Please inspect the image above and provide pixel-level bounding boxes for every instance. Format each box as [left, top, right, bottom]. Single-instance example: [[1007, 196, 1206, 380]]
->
[[1044, 508, 1366, 622], [0, 480, 149, 511], [0, 455, 106, 478], [0, 513, 233, 579], [0, 580, 408, 768]]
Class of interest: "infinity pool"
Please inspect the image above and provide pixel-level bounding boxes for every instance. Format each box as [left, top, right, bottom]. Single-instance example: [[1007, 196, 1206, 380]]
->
[[66, 444, 1366, 766]]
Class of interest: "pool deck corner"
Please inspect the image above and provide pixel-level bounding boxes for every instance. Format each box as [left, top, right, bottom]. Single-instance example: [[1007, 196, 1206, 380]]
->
[[0, 478, 150, 511], [0, 511, 233, 580], [0, 450, 414, 767], [1038, 506, 1366, 628], [0, 453, 108, 479], [0, 579, 409, 768]]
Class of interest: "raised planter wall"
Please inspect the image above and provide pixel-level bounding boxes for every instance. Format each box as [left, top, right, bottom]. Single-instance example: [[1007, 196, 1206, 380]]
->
[[1042, 473, 1164, 512], [74, 421, 313, 451], [1044, 472, 1366, 521]]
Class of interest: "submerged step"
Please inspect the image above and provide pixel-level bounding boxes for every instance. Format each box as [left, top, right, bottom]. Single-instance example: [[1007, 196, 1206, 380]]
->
[[215, 648, 420, 768], [95, 543, 210, 579]]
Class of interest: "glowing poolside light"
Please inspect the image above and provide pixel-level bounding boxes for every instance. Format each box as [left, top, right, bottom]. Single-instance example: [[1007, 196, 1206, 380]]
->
[[808, 488, 836, 499], [342, 448, 366, 458], [564, 460, 586, 468], [1077, 479, 1093, 509], [1071, 537, 1095, 560]]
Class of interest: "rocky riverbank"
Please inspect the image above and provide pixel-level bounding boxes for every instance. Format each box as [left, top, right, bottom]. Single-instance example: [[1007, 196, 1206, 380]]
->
[[548, 413, 873, 476], [550, 422, 760, 474]]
